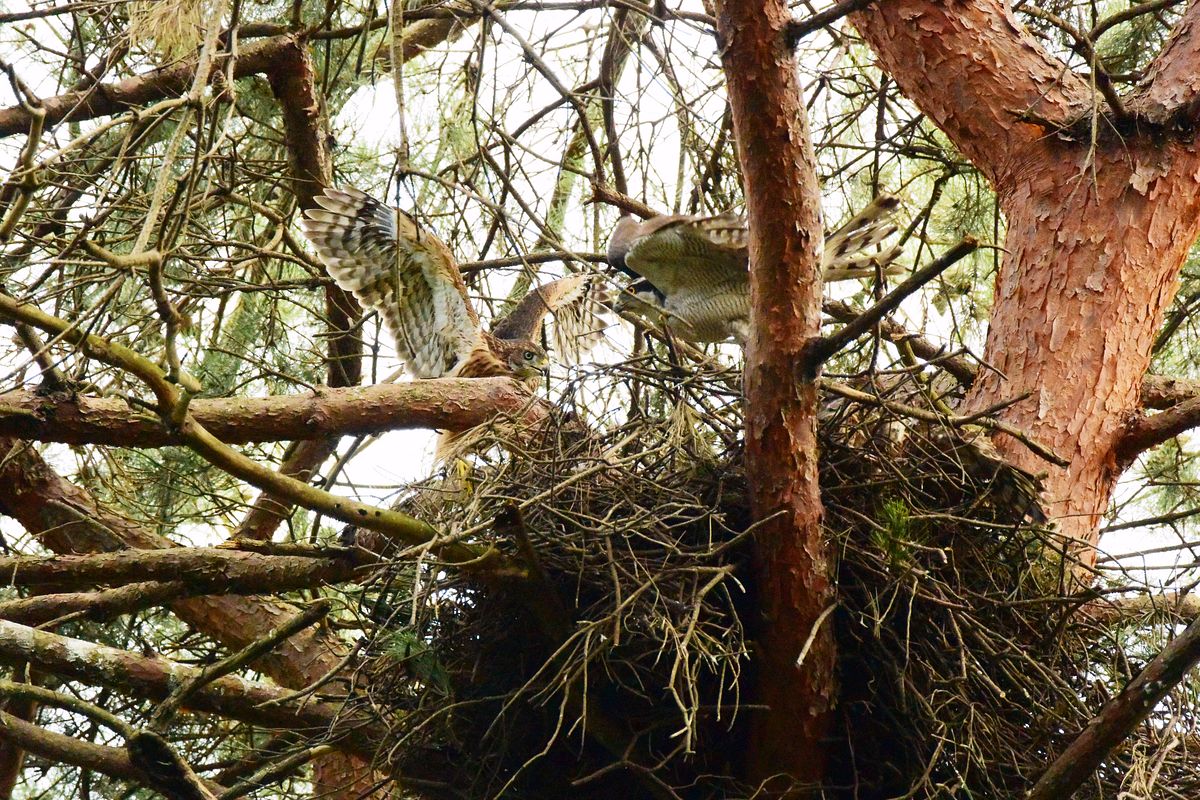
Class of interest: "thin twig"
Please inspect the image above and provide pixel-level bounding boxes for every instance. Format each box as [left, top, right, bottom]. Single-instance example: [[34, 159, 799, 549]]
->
[[803, 237, 978, 376]]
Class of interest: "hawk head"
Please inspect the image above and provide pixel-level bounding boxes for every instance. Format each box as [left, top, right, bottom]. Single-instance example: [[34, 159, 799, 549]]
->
[[606, 216, 644, 278], [495, 339, 550, 379]]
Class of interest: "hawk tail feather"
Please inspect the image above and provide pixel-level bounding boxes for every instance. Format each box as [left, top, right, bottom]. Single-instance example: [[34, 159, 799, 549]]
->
[[822, 194, 903, 279]]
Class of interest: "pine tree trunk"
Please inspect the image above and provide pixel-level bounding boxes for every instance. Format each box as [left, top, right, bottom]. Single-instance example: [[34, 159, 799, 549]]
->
[[716, 0, 833, 788], [853, 0, 1200, 563], [965, 155, 1200, 559]]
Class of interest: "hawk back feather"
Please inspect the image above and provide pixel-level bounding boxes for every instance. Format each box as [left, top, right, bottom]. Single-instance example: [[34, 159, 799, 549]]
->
[[608, 194, 907, 344]]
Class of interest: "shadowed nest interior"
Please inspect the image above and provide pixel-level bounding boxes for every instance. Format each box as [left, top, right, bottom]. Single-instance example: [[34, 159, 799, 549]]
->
[[337, 355, 1198, 800]]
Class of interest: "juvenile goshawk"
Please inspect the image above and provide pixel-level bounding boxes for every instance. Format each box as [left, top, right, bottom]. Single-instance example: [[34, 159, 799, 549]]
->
[[607, 195, 904, 345], [302, 186, 606, 386]]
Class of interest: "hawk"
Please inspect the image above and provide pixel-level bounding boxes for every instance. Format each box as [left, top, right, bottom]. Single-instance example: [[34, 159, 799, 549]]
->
[[301, 186, 606, 386], [607, 195, 904, 345]]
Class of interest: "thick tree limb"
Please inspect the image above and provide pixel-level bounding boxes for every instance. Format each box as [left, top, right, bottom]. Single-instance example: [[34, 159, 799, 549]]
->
[[0, 619, 388, 762], [851, 0, 1092, 192], [0, 688, 35, 799], [1117, 394, 1200, 465], [150, 600, 334, 731], [0, 18, 478, 141], [125, 730, 216, 800], [0, 436, 356, 685], [0, 581, 189, 626], [1028, 610, 1200, 799], [1128, 0, 1200, 125], [0, 36, 292, 139], [0, 547, 367, 593], [0, 707, 150, 786], [0, 435, 401, 800], [1139, 374, 1200, 409], [0, 379, 543, 446], [247, 33, 361, 551]]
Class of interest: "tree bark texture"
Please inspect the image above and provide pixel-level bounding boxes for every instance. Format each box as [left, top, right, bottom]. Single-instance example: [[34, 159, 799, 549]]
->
[[0, 378, 541, 446], [853, 0, 1200, 561], [715, 0, 833, 789], [0, 619, 388, 761]]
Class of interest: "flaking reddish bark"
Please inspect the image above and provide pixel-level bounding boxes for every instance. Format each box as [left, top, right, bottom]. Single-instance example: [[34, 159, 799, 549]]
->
[[853, 0, 1200, 562], [715, 0, 833, 788]]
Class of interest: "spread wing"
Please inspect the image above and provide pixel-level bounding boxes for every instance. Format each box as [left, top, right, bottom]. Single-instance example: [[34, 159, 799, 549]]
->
[[491, 274, 610, 363], [611, 213, 747, 299], [302, 187, 484, 378], [608, 195, 904, 292]]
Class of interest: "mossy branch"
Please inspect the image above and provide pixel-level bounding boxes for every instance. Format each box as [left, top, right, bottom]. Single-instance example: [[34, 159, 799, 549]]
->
[[0, 290, 519, 578]]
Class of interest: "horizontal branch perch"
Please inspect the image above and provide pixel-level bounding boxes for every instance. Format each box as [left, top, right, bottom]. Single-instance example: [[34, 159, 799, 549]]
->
[[0, 289, 522, 578], [0, 707, 157, 787], [1117, 394, 1200, 465], [0, 581, 190, 626], [0, 379, 544, 446], [0, 546, 367, 593]]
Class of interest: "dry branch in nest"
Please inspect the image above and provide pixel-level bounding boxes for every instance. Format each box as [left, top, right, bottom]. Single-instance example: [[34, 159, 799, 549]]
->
[[335, 357, 1197, 799]]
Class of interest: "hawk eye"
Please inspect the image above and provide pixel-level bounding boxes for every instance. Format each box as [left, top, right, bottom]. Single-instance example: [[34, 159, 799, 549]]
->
[[523, 351, 536, 361]]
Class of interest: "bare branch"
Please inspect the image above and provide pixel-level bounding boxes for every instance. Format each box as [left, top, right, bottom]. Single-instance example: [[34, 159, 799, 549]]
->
[[0, 619, 389, 762], [804, 237, 978, 375], [1028, 610, 1200, 799], [0, 547, 366, 593], [785, 0, 881, 45], [0, 379, 545, 446]]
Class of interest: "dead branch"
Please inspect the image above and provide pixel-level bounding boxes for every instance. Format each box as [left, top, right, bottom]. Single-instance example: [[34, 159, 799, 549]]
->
[[1080, 591, 1200, 625], [822, 299, 979, 386], [785, 0, 882, 45]]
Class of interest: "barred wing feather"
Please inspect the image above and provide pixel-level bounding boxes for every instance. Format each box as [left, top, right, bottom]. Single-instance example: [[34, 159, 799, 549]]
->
[[620, 213, 748, 298], [491, 274, 610, 364], [302, 187, 483, 378]]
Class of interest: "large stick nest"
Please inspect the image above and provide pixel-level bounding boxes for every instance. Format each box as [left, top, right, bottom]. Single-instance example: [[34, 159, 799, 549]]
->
[[338, 356, 1198, 799]]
